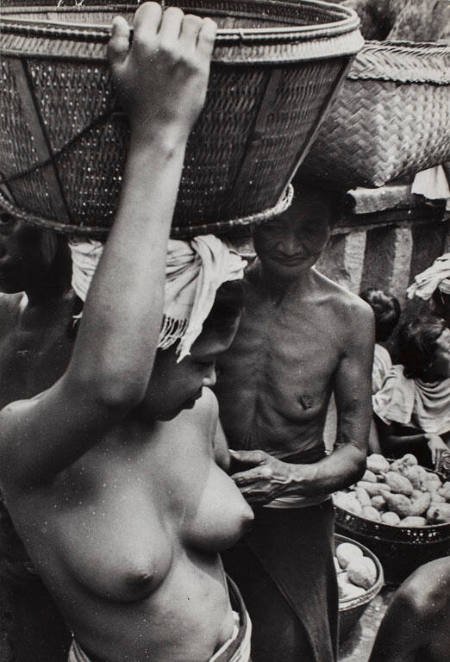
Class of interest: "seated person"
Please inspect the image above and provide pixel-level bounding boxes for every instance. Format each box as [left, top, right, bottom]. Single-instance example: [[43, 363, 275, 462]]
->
[[373, 316, 450, 467], [360, 288, 400, 454], [360, 288, 400, 394], [369, 557, 450, 662], [0, 5, 254, 662]]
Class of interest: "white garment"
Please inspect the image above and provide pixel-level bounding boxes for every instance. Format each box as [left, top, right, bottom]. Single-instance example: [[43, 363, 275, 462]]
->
[[373, 364, 450, 436], [69, 235, 246, 361], [372, 344, 392, 395]]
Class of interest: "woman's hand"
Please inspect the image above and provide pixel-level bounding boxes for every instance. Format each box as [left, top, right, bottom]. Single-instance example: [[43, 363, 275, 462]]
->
[[426, 434, 448, 466], [107, 2, 216, 142]]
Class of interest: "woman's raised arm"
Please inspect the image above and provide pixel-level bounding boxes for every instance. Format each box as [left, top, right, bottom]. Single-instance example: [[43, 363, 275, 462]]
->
[[0, 3, 216, 487]]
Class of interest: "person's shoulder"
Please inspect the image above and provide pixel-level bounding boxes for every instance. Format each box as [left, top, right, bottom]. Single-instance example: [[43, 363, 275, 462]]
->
[[396, 557, 450, 619], [314, 271, 374, 325]]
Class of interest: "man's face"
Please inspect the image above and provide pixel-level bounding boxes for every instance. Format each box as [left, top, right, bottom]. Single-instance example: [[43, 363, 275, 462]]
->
[[0, 211, 46, 293], [253, 194, 333, 280], [143, 318, 240, 421]]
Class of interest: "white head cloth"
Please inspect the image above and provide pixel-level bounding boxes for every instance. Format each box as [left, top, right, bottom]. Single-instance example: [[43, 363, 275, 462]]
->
[[69, 235, 246, 361], [406, 253, 450, 301]]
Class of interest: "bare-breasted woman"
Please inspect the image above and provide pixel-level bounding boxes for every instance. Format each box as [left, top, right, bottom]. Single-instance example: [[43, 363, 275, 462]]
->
[[0, 5, 253, 662]]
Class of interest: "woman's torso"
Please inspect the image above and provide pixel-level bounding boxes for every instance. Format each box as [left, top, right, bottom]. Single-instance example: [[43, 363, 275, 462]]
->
[[4, 389, 253, 662]]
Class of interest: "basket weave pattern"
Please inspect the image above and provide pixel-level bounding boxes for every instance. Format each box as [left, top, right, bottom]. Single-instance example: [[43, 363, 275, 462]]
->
[[0, 1, 362, 236], [301, 41, 450, 189]]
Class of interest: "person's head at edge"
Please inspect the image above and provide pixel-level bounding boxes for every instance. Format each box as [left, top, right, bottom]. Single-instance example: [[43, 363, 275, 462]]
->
[[431, 281, 450, 327], [360, 288, 401, 343], [0, 209, 71, 297], [252, 181, 344, 280], [398, 316, 450, 382]]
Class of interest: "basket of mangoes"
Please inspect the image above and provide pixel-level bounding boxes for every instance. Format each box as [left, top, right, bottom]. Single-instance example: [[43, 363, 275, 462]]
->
[[334, 453, 450, 584], [335, 534, 383, 640]]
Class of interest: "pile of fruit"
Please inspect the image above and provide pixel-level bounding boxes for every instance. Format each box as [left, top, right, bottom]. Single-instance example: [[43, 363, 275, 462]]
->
[[334, 454, 450, 527], [335, 541, 378, 601]]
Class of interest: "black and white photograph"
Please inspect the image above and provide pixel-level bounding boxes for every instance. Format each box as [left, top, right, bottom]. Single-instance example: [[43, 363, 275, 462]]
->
[[0, 1, 449, 661]]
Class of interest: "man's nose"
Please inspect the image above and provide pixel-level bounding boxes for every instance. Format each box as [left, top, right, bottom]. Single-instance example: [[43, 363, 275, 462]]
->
[[276, 235, 301, 256], [202, 366, 217, 388]]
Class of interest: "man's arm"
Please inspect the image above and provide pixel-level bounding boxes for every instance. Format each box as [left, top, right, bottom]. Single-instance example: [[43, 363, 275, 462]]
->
[[230, 301, 374, 503]]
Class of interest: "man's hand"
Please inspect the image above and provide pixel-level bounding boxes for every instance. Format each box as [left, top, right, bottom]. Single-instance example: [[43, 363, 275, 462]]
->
[[108, 2, 216, 141], [229, 449, 298, 505]]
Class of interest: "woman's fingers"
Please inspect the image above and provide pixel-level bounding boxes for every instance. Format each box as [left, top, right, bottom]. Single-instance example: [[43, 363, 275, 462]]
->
[[179, 14, 204, 51], [107, 16, 131, 67], [133, 1, 162, 49], [158, 6, 184, 48], [197, 17, 217, 57]]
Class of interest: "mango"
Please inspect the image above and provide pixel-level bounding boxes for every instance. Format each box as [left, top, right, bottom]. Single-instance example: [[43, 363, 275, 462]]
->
[[362, 506, 381, 522], [438, 482, 450, 502], [426, 503, 450, 524], [347, 556, 377, 590], [366, 454, 390, 474], [385, 471, 414, 496], [355, 487, 371, 507], [371, 495, 386, 511], [357, 481, 391, 497], [336, 542, 363, 569], [409, 490, 431, 517], [384, 493, 412, 518], [381, 511, 400, 526], [362, 469, 377, 483]]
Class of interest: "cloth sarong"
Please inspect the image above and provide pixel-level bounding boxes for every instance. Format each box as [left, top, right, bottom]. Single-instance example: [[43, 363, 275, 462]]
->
[[67, 577, 251, 662], [223, 447, 338, 662]]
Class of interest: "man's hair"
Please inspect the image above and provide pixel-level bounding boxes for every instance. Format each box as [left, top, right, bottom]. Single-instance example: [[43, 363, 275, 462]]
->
[[360, 288, 401, 342], [291, 177, 346, 226], [397, 316, 446, 380], [202, 279, 244, 333]]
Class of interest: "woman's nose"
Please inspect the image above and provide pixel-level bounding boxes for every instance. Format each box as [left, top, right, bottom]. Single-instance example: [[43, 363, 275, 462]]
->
[[202, 366, 217, 388]]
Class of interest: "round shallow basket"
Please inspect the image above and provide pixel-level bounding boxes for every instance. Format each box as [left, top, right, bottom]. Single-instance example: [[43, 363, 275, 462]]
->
[[300, 40, 450, 189], [335, 505, 450, 586], [0, 1, 362, 238], [335, 533, 384, 641]]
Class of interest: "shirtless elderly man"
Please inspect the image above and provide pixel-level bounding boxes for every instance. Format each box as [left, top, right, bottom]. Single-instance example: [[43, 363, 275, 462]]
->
[[216, 183, 374, 662]]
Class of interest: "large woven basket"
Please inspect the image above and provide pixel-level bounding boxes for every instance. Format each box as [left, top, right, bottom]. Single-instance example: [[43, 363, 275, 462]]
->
[[300, 40, 450, 189], [0, 1, 363, 237]]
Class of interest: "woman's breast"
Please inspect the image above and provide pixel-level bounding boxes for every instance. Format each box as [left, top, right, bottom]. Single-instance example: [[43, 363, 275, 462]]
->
[[180, 462, 254, 552], [36, 480, 175, 603]]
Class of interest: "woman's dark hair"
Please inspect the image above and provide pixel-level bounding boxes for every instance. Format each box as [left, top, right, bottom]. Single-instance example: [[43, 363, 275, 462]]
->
[[203, 279, 244, 333], [360, 288, 401, 342], [397, 316, 446, 380]]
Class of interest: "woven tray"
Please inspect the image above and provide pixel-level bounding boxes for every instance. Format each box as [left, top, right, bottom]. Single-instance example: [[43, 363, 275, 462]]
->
[[0, 1, 363, 237], [300, 40, 450, 189]]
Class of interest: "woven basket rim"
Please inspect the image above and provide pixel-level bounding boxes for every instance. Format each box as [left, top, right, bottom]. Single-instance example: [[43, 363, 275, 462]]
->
[[335, 505, 450, 540], [0, 185, 294, 238], [0, 1, 361, 44], [348, 39, 450, 85]]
